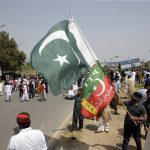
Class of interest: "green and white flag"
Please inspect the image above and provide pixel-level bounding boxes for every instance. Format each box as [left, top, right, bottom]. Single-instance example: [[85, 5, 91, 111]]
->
[[31, 19, 97, 96]]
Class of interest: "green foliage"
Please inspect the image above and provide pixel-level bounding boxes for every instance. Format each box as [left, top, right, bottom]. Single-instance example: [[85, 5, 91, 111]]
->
[[19, 62, 37, 75], [0, 31, 26, 73]]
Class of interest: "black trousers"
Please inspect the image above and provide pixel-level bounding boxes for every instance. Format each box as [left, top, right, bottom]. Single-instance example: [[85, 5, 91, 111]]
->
[[72, 118, 83, 130], [19, 89, 23, 97], [122, 123, 142, 150]]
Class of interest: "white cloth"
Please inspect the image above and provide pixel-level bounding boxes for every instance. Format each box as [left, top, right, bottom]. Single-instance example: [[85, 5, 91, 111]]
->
[[73, 84, 78, 91], [131, 71, 136, 81], [138, 88, 147, 104], [73, 84, 78, 96], [5, 85, 12, 101], [7, 127, 47, 150], [68, 90, 75, 97], [22, 84, 29, 101], [0, 82, 4, 95]]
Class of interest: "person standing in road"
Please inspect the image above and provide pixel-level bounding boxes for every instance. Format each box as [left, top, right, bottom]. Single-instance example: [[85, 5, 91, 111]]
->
[[21, 82, 29, 102], [143, 89, 150, 139], [126, 74, 135, 100], [28, 80, 34, 99], [5, 81, 12, 102], [122, 92, 147, 150], [96, 105, 112, 133], [40, 81, 46, 101], [110, 75, 121, 115], [7, 112, 47, 150], [70, 88, 84, 131], [18, 80, 24, 98], [0, 80, 4, 96]]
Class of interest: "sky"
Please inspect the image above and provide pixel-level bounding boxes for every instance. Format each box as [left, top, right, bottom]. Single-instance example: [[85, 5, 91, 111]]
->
[[0, 0, 150, 62]]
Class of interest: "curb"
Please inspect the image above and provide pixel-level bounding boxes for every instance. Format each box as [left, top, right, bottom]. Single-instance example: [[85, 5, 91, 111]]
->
[[47, 112, 72, 150]]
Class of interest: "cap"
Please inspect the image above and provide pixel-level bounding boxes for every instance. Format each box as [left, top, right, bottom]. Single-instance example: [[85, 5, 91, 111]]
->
[[17, 112, 30, 123]]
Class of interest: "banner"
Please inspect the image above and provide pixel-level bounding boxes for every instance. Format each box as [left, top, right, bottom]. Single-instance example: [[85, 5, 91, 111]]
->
[[81, 63, 115, 118]]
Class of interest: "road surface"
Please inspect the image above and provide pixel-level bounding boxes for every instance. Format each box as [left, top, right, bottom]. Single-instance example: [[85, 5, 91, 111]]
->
[[0, 90, 74, 150]]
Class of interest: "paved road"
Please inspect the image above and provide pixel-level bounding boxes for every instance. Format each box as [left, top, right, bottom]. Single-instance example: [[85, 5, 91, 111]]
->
[[0, 90, 74, 150]]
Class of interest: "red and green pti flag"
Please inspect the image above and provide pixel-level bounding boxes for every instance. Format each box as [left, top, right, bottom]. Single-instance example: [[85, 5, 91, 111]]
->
[[81, 63, 115, 118]]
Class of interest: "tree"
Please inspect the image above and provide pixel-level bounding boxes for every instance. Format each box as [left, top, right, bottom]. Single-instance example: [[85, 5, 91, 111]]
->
[[0, 31, 26, 74]]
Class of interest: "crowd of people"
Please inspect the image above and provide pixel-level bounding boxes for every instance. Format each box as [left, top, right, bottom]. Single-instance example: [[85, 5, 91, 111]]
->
[[0, 75, 48, 102], [1, 68, 150, 150], [63, 68, 150, 150]]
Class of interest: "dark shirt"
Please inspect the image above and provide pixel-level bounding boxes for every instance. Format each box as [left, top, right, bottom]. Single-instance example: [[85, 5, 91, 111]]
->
[[28, 83, 34, 92], [143, 100, 150, 123], [73, 95, 84, 120], [124, 101, 147, 125]]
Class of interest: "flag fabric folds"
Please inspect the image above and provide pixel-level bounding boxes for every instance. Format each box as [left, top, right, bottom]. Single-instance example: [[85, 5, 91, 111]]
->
[[81, 63, 115, 118], [30, 19, 97, 96]]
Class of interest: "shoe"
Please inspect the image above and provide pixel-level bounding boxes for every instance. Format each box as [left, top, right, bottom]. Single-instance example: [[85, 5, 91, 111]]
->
[[71, 127, 77, 132], [104, 122, 110, 132], [105, 126, 110, 132], [79, 128, 83, 132], [96, 125, 104, 133]]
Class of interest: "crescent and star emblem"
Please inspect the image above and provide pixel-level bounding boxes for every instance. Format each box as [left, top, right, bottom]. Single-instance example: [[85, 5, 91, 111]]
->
[[94, 78, 105, 96], [39, 30, 69, 56], [38, 30, 80, 66]]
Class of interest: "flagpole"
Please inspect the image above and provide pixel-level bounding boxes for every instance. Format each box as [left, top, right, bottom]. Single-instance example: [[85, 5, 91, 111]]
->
[[118, 88, 137, 126], [69, 15, 112, 84], [120, 99, 137, 126], [69, 14, 98, 62], [69, 14, 109, 75]]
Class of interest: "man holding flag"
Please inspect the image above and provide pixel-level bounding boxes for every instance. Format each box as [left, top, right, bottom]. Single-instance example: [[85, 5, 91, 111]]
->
[[31, 17, 115, 123]]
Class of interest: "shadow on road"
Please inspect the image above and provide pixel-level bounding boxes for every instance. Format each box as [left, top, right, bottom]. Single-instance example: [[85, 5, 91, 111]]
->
[[117, 127, 124, 136], [116, 143, 136, 150], [54, 135, 89, 150], [92, 143, 121, 150], [85, 124, 98, 131]]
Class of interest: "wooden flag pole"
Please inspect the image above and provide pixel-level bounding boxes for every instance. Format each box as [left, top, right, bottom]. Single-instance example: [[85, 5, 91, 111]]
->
[[120, 100, 137, 126], [118, 88, 137, 126], [120, 100, 132, 117]]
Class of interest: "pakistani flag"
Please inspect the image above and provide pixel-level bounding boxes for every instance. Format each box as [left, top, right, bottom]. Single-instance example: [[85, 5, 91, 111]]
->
[[81, 63, 115, 118], [31, 19, 97, 96]]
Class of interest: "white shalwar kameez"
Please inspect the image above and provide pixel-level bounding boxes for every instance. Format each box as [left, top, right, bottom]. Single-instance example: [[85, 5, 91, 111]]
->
[[0, 82, 4, 95], [7, 127, 47, 150], [21, 84, 29, 101], [5, 84, 12, 101]]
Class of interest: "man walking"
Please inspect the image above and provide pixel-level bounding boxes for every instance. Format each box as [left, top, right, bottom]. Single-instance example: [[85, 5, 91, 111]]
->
[[66, 88, 84, 132], [127, 74, 135, 100], [0, 80, 4, 96], [5, 81, 12, 102], [143, 89, 150, 138], [122, 92, 147, 150], [7, 112, 47, 150]]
